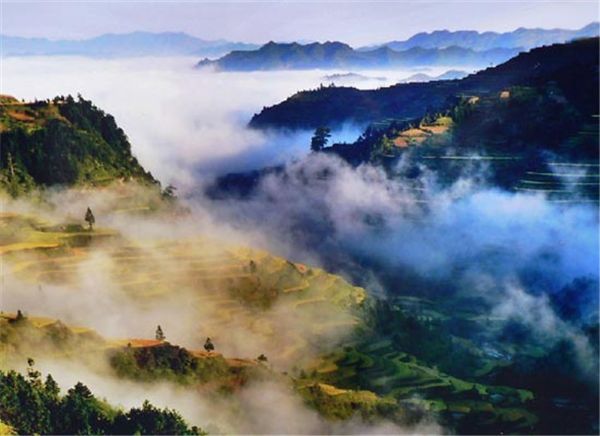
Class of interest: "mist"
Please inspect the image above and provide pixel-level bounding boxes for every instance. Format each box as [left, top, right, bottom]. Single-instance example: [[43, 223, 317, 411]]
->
[[2, 56, 459, 189], [196, 153, 599, 376], [0, 184, 441, 434], [1, 54, 598, 433]]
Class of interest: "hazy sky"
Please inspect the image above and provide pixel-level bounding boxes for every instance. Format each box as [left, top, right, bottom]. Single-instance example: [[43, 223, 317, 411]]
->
[[1, 1, 598, 46]]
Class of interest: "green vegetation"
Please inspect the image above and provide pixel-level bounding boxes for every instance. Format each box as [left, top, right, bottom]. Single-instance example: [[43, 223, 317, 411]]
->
[[310, 126, 332, 152], [0, 94, 157, 196], [297, 381, 400, 421], [301, 299, 539, 434], [1, 51, 597, 432], [0, 205, 595, 432], [109, 343, 232, 385], [0, 364, 202, 435]]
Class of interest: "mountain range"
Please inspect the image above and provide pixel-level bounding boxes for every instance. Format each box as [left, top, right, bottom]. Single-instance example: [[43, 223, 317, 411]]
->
[[249, 38, 599, 130], [197, 41, 519, 71], [0, 31, 258, 58], [398, 70, 468, 83], [3, 22, 596, 63], [197, 22, 598, 71], [362, 22, 599, 51]]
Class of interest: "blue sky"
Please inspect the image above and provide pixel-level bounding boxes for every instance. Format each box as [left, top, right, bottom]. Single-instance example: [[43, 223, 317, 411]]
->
[[2, 1, 598, 46]]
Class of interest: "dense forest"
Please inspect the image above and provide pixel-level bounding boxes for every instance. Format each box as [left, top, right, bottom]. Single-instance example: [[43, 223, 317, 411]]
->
[[0, 364, 201, 435], [0, 94, 157, 196]]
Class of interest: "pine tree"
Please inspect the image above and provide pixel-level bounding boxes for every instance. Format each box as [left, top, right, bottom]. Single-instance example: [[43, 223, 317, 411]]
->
[[84, 207, 95, 231], [203, 337, 214, 352], [310, 127, 331, 152], [155, 325, 165, 341]]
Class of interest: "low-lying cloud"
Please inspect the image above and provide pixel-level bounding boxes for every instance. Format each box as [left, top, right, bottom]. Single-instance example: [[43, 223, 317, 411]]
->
[[2, 56, 448, 188], [199, 153, 599, 377], [1, 55, 598, 431]]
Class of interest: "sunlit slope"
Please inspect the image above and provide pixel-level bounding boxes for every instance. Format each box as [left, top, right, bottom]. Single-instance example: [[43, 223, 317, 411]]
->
[[0, 208, 538, 432], [0, 310, 271, 396], [0, 310, 402, 426], [0, 210, 366, 365]]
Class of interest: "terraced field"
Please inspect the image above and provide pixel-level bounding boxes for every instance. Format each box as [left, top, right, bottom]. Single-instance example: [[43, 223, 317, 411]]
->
[[0, 196, 564, 432], [0, 210, 366, 367], [408, 153, 599, 204], [311, 340, 536, 433], [515, 162, 600, 203]]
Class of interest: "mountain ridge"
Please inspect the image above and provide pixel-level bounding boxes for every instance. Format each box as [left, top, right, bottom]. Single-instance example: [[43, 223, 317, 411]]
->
[[249, 38, 599, 130], [1, 31, 259, 58], [197, 41, 519, 71], [362, 22, 599, 51]]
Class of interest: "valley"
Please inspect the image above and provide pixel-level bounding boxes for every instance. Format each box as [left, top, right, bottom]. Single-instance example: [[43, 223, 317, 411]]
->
[[0, 202, 544, 434], [0, 11, 598, 434]]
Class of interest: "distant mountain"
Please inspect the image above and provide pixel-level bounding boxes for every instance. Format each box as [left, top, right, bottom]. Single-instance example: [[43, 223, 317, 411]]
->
[[322, 72, 387, 83], [249, 38, 599, 130], [399, 70, 468, 83], [0, 31, 259, 58], [364, 22, 599, 51], [197, 41, 519, 71]]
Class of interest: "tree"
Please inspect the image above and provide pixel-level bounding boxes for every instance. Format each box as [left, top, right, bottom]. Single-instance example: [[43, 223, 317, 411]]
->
[[155, 325, 165, 341], [58, 382, 107, 435], [162, 184, 177, 200], [84, 207, 95, 231], [44, 374, 60, 400], [26, 358, 41, 386], [0, 369, 201, 435], [13, 310, 25, 323], [310, 127, 331, 152], [113, 400, 201, 435], [257, 354, 268, 363], [203, 337, 214, 352]]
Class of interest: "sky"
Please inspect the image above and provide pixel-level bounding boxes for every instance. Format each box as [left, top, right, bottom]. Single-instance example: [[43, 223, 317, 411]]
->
[[1, 1, 598, 46]]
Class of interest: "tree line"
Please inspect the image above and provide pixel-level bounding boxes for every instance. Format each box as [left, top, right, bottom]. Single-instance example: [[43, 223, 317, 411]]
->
[[0, 359, 202, 435]]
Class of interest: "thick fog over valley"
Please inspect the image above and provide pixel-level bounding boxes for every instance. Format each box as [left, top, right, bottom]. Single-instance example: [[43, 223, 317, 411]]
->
[[0, 11, 598, 434], [4, 53, 598, 369], [3, 56, 465, 187]]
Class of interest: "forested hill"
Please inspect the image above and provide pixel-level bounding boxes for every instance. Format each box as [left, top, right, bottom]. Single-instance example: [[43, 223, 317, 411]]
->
[[249, 38, 599, 130], [0, 94, 157, 195]]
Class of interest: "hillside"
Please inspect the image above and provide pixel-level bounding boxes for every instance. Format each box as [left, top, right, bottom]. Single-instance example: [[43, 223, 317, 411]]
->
[[219, 57, 598, 203], [197, 41, 518, 71], [0, 200, 368, 369], [1, 32, 258, 58], [249, 38, 599, 130], [0, 206, 545, 434], [364, 22, 599, 51], [0, 87, 596, 432], [0, 94, 157, 195]]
